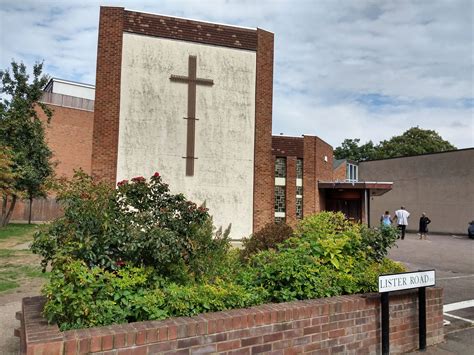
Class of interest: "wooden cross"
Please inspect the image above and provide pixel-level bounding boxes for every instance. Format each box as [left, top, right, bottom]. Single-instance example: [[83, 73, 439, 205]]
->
[[170, 55, 214, 176]]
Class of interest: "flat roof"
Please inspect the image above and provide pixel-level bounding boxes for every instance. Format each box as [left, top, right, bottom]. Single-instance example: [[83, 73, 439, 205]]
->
[[318, 181, 393, 196]]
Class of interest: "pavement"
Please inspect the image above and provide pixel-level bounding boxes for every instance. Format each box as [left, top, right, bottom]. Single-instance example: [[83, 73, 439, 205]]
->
[[389, 232, 474, 354]]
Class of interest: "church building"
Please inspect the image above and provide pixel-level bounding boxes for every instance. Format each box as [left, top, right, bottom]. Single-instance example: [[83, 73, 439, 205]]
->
[[12, 7, 392, 238], [91, 7, 274, 238]]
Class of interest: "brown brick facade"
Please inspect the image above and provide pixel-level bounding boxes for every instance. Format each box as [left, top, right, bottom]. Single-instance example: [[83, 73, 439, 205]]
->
[[19, 288, 444, 354], [252, 29, 274, 233], [91, 7, 124, 185], [334, 161, 347, 181], [11, 104, 93, 222], [272, 135, 341, 222], [124, 11, 258, 51]]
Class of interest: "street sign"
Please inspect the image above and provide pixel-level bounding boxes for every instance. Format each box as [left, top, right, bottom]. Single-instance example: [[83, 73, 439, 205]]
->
[[378, 270, 436, 355], [379, 270, 436, 292]]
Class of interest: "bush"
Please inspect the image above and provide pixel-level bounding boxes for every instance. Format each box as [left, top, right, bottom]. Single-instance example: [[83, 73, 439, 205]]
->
[[43, 258, 265, 331], [32, 171, 230, 282], [35, 187, 405, 330], [240, 222, 293, 261], [360, 225, 399, 262], [237, 212, 405, 303]]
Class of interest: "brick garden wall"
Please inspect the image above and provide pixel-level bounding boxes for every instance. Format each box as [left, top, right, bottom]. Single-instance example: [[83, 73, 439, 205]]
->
[[18, 288, 443, 354]]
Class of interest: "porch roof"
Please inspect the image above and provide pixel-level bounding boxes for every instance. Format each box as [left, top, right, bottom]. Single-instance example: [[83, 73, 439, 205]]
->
[[318, 181, 393, 196]]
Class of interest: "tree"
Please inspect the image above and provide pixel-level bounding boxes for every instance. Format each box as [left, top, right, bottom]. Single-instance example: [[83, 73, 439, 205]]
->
[[0, 61, 53, 226], [334, 127, 456, 162], [373, 127, 456, 159], [334, 138, 377, 161]]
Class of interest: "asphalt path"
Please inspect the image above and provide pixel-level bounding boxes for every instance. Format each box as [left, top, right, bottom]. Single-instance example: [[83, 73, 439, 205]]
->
[[388, 232, 474, 354]]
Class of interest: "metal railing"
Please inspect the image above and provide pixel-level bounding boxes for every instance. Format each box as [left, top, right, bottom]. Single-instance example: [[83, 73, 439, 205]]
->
[[41, 92, 94, 111]]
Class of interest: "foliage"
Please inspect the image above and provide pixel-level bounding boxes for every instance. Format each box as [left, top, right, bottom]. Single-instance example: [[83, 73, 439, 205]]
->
[[43, 259, 264, 331], [360, 225, 399, 262], [36, 191, 404, 330], [237, 212, 404, 303], [32, 171, 230, 282], [334, 127, 456, 162], [240, 222, 293, 261], [0, 147, 16, 197], [334, 138, 377, 161], [375, 127, 456, 159], [0, 61, 54, 226]]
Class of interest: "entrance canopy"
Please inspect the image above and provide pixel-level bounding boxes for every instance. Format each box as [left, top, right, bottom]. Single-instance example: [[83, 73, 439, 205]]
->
[[318, 181, 393, 196]]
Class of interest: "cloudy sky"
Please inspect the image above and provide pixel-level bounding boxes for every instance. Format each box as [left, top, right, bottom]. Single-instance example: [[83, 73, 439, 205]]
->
[[1, 0, 473, 148]]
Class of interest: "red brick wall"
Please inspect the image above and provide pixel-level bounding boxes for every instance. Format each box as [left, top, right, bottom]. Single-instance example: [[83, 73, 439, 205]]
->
[[315, 137, 334, 212], [19, 288, 444, 354], [302, 136, 316, 217], [334, 162, 347, 181], [252, 29, 274, 233], [11, 104, 94, 222], [91, 6, 124, 186]]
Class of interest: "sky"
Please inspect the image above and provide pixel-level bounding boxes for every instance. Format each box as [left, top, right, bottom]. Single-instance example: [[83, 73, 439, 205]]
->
[[1, 0, 473, 148]]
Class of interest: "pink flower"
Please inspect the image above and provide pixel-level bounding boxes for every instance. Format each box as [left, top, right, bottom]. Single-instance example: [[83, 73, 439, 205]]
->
[[131, 176, 146, 183], [153, 172, 160, 178], [117, 180, 128, 186], [116, 260, 126, 267]]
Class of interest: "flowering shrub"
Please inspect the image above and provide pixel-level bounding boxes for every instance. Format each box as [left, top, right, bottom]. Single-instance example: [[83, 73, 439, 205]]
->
[[32, 170, 228, 281], [33, 178, 404, 330]]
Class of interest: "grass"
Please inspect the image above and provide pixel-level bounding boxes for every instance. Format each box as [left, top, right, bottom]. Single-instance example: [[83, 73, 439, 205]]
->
[[0, 223, 48, 294], [0, 279, 19, 292], [0, 223, 38, 240]]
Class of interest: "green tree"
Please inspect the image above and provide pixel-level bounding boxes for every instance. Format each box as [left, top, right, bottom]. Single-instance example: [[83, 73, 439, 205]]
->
[[334, 138, 377, 161], [0, 61, 53, 226], [334, 127, 456, 162], [373, 127, 456, 159]]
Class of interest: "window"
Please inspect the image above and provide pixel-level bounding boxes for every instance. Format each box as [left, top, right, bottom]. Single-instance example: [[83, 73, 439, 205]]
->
[[346, 162, 358, 182], [275, 157, 286, 178]]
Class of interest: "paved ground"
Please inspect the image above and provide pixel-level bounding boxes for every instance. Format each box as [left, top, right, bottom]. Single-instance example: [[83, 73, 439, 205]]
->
[[389, 232, 474, 354]]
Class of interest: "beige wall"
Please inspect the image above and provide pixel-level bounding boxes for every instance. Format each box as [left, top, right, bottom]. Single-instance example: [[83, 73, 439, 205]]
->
[[117, 33, 257, 239], [359, 149, 474, 234]]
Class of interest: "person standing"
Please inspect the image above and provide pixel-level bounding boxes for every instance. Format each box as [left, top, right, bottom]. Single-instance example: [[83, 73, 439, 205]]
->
[[380, 211, 393, 227], [394, 206, 410, 240], [418, 212, 431, 240]]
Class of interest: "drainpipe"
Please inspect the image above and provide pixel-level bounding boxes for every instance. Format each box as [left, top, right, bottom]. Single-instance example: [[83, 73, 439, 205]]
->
[[364, 189, 369, 226]]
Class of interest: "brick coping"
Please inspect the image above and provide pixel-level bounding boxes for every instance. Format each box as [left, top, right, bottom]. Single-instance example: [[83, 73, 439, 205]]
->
[[18, 288, 444, 354]]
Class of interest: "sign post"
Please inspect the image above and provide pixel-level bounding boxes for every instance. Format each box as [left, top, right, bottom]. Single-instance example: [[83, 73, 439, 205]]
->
[[378, 270, 436, 355]]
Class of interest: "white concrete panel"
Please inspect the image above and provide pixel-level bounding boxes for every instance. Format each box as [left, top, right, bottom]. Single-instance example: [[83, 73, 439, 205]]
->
[[275, 177, 286, 186], [53, 81, 95, 100], [117, 33, 256, 239]]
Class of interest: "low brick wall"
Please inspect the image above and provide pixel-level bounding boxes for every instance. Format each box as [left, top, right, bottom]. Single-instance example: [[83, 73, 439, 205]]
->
[[18, 288, 443, 354]]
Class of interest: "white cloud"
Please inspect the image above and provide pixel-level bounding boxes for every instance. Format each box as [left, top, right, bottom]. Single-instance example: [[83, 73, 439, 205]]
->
[[1, 0, 472, 148]]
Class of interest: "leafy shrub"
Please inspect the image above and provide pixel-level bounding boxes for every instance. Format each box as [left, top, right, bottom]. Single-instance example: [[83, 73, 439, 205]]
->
[[43, 258, 264, 331], [237, 212, 405, 303], [240, 222, 293, 261], [360, 225, 399, 262], [32, 171, 230, 282]]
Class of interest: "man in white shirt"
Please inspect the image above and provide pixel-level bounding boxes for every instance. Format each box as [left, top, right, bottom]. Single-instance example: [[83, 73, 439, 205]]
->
[[394, 206, 410, 240]]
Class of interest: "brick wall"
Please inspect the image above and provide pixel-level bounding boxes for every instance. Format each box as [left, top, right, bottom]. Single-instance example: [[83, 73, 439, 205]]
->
[[91, 6, 124, 186], [334, 162, 347, 181], [11, 104, 94, 222], [314, 137, 334, 212], [252, 29, 274, 233], [18, 288, 444, 354]]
